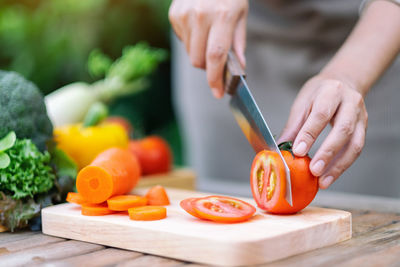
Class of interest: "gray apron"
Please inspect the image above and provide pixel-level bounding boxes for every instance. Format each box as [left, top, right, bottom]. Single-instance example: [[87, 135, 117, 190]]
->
[[172, 0, 400, 198]]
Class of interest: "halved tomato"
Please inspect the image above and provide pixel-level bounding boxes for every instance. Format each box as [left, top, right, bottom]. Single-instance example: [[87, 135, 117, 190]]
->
[[250, 150, 286, 212], [192, 196, 256, 223], [250, 142, 319, 214]]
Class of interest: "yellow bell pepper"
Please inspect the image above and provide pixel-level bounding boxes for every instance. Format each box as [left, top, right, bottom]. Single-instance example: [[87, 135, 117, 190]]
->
[[54, 123, 129, 170]]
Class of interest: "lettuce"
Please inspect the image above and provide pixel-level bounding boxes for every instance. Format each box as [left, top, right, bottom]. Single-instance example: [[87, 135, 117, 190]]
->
[[0, 135, 55, 199], [0, 192, 40, 232]]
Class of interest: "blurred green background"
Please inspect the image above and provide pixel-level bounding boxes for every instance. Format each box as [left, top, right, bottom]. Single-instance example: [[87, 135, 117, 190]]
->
[[0, 0, 183, 164]]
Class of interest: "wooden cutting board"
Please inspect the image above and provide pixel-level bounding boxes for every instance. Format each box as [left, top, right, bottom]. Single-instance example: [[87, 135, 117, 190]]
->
[[41, 188, 351, 266], [136, 168, 196, 190]]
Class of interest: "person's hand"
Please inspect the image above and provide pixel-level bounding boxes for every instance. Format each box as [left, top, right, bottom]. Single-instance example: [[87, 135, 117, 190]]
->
[[169, 0, 248, 98], [278, 75, 368, 189]]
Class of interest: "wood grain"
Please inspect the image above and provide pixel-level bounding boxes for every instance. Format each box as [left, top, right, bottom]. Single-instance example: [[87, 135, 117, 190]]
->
[[116, 255, 185, 267], [136, 168, 196, 190], [45, 248, 142, 267], [0, 234, 63, 254], [42, 188, 351, 266], [0, 240, 103, 266], [0, 231, 38, 245], [260, 212, 400, 267]]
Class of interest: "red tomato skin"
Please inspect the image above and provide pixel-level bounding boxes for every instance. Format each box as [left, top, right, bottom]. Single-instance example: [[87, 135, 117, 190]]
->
[[128, 136, 173, 175], [250, 150, 319, 214], [180, 198, 204, 219], [192, 196, 256, 223]]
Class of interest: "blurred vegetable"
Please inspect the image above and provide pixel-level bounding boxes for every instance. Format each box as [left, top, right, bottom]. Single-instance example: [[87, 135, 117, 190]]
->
[[0, 192, 40, 232], [45, 43, 167, 127], [0, 132, 55, 199], [0, 70, 53, 151], [0, 145, 77, 232], [128, 136, 172, 175], [0, 132, 17, 169], [54, 123, 129, 169], [0, 0, 172, 94], [105, 116, 134, 137], [83, 102, 109, 127]]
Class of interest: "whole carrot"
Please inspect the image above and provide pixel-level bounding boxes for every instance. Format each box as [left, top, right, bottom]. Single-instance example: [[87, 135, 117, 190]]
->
[[76, 148, 141, 203]]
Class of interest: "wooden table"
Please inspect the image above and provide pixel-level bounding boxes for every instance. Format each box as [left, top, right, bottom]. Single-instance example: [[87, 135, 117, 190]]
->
[[1, 193, 400, 267]]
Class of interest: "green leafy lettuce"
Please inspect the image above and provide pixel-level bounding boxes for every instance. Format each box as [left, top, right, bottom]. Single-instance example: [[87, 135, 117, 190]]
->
[[0, 135, 55, 199], [0, 133, 77, 231]]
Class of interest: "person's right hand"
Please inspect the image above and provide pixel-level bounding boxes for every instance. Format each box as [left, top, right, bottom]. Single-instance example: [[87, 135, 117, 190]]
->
[[169, 0, 248, 98]]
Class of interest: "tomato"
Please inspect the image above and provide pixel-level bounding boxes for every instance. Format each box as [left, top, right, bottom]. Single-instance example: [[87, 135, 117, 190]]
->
[[191, 196, 256, 223], [180, 197, 203, 219], [105, 116, 133, 136], [128, 136, 172, 175], [250, 141, 319, 214]]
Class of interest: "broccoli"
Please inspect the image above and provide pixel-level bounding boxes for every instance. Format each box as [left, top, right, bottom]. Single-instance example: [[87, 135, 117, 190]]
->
[[0, 70, 53, 151]]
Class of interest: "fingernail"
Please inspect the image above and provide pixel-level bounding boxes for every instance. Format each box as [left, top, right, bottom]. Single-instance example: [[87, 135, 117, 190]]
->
[[320, 176, 334, 189], [212, 88, 222, 98], [293, 142, 307, 156], [312, 160, 325, 175]]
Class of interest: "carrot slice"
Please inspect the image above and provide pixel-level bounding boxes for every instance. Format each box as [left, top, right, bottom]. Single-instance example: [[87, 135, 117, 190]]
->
[[145, 185, 170, 206], [107, 195, 148, 211], [81, 203, 115, 216], [128, 206, 167, 221], [66, 192, 86, 205], [76, 148, 141, 204]]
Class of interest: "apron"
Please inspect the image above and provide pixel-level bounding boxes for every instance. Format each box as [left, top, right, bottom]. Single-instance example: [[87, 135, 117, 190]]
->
[[172, 0, 400, 198]]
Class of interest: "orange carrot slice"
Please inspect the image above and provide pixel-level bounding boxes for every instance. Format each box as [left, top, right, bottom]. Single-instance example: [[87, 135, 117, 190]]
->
[[128, 206, 167, 221], [81, 203, 115, 216], [107, 195, 148, 211], [66, 192, 86, 205], [145, 185, 170, 206], [76, 148, 141, 204]]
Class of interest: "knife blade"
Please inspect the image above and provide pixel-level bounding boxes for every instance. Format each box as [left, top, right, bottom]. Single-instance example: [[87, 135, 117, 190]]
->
[[224, 51, 293, 206]]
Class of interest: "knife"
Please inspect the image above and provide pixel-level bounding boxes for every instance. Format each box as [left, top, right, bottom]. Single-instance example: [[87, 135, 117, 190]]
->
[[224, 51, 293, 206]]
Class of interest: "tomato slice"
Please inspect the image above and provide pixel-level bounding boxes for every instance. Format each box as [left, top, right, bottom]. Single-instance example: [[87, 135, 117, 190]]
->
[[180, 198, 204, 219], [192, 196, 256, 223], [250, 151, 286, 211]]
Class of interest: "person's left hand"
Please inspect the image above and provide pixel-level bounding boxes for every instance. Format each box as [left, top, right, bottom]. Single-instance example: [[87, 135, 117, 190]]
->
[[278, 74, 368, 189]]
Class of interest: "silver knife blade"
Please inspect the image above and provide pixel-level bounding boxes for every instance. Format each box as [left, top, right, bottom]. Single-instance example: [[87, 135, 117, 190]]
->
[[229, 76, 293, 206]]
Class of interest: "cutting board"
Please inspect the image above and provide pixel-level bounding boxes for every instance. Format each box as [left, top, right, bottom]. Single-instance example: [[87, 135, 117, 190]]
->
[[41, 188, 351, 266], [136, 168, 196, 190]]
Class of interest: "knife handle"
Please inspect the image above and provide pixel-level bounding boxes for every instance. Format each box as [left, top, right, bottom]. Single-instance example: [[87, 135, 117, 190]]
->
[[224, 50, 246, 95]]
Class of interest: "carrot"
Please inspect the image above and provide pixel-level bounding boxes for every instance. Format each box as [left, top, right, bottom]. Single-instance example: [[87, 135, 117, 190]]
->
[[107, 195, 148, 211], [76, 148, 141, 204], [128, 206, 167, 221], [145, 185, 170, 206], [81, 203, 115, 216], [66, 192, 87, 205]]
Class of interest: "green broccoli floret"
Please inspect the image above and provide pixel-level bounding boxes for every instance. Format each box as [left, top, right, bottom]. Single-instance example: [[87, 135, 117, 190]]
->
[[0, 70, 53, 151], [0, 138, 55, 199]]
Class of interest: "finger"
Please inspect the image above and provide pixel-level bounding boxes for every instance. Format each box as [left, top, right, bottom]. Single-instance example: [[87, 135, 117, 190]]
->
[[233, 13, 247, 68], [206, 18, 236, 98], [292, 83, 342, 156], [168, 3, 184, 41], [277, 100, 310, 144], [309, 102, 358, 176], [172, 7, 191, 53], [188, 11, 211, 69], [318, 121, 366, 189]]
